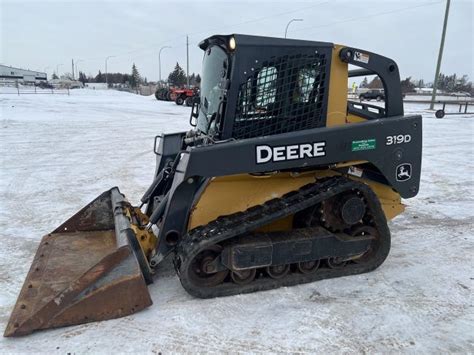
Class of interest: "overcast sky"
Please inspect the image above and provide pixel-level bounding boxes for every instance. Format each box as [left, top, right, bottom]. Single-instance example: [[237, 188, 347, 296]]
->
[[1, 0, 472, 83]]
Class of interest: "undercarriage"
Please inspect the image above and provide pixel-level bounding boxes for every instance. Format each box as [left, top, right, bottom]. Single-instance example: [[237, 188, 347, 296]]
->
[[176, 177, 390, 298]]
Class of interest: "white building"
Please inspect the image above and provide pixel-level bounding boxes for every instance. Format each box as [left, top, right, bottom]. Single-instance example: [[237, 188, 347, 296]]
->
[[84, 83, 108, 90], [414, 87, 434, 94], [0, 65, 47, 83]]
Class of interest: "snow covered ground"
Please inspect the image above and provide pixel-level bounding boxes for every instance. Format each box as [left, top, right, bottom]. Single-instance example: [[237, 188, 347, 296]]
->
[[0, 89, 472, 353]]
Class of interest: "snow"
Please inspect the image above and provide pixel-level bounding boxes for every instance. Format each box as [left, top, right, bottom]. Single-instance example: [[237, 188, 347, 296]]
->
[[0, 89, 473, 353]]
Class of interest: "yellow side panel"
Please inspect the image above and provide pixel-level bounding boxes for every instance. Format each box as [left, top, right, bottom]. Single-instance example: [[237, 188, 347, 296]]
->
[[188, 172, 336, 231], [326, 44, 348, 127], [347, 113, 367, 124], [350, 177, 405, 220], [188, 169, 404, 232]]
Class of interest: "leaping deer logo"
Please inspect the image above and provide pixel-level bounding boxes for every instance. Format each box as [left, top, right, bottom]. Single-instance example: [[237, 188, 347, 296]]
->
[[396, 164, 412, 181]]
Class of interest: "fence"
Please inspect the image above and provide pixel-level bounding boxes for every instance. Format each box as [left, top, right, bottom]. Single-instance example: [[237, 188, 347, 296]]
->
[[0, 82, 70, 95]]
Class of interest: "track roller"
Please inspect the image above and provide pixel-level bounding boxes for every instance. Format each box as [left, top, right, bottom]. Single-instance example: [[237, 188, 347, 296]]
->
[[297, 260, 321, 274], [231, 269, 257, 285], [187, 245, 228, 287], [266, 264, 290, 279]]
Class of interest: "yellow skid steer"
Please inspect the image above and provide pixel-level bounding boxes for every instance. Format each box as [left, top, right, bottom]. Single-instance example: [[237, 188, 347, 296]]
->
[[5, 34, 422, 336]]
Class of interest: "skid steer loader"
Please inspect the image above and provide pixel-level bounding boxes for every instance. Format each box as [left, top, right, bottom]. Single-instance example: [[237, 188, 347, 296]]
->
[[5, 34, 422, 337]]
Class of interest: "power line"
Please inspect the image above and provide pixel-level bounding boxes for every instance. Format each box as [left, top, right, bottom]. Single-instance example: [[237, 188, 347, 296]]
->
[[78, 1, 330, 63], [184, 1, 444, 54], [184, 0, 330, 38], [290, 1, 443, 35], [77, 1, 445, 77]]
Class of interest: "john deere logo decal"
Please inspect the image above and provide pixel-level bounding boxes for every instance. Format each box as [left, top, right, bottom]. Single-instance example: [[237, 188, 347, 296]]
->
[[396, 163, 412, 182]]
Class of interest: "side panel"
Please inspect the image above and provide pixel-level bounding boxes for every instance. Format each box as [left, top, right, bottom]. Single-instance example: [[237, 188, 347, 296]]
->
[[183, 115, 422, 199]]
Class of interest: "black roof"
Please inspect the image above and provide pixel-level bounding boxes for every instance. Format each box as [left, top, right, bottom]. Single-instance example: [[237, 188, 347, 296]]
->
[[199, 34, 333, 50]]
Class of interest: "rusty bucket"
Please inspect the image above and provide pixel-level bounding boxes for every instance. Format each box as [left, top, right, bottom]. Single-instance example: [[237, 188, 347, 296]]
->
[[4, 188, 153, 337]]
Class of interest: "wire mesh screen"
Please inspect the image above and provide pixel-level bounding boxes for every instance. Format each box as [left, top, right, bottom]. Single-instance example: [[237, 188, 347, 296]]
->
[[233, 52, 328, 139]]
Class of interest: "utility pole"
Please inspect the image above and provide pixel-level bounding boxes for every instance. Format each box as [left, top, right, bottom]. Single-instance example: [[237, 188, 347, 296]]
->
[[430, 0, 451, 110], [186, 35, 190, 87], [71, 59, 75, 80]]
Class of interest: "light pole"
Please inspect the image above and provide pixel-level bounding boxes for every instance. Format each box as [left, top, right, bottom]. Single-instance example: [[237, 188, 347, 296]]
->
[[285, 18, 303, 38], [186, 35, 190, 87], [105, 56, 115, 88], [159, 46, 171, 84], [56, 64, 63, 78], [430, 0, 451, 109]]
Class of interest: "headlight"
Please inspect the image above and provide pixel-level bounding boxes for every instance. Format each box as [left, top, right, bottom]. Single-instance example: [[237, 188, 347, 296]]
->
[[228, 37, 236, 51]]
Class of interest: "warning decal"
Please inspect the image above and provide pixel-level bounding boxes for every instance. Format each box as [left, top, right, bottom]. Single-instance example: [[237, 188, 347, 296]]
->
[[354, 51, 370, 64]]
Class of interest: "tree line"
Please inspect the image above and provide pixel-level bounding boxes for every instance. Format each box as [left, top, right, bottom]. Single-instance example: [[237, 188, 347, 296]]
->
[[73, 62, 200, 88], [359, 73, 473, 94], [75, 63, 143, 88]]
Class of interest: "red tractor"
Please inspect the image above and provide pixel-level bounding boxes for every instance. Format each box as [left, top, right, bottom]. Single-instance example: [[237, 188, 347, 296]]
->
[[155, 86, 200, 107], [171, 87, 199, 106]]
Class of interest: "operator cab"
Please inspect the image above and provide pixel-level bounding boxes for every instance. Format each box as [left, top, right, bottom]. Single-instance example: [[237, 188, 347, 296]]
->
[[191, 34, 403, 143]]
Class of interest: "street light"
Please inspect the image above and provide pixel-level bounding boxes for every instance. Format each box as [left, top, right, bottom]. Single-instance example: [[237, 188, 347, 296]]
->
[[158, 46, 171, 83], [285, 18, 303, 38], [105, 56, 115, 88]]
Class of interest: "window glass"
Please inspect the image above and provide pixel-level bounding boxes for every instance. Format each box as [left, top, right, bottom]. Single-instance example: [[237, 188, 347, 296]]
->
[[294, 68, 317, 103], [255, 67, 277, 107], [196, 46, 228, 133]]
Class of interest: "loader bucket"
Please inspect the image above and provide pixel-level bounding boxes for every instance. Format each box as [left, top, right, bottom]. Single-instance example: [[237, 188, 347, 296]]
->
[[4, 188, 153, 337]]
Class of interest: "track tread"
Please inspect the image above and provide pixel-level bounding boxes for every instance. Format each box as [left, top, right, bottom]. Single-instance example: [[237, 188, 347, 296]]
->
[[175, 177, 391, 298]]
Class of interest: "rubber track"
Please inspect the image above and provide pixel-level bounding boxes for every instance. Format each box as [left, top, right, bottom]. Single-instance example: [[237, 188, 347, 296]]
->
[[174, 176, 391, 298]]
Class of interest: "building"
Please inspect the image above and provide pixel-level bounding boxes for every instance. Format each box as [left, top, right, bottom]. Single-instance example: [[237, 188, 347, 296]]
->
[[0, 64, 47, 83], [84, 83, 108, 90], [414, 87, 434, 94]]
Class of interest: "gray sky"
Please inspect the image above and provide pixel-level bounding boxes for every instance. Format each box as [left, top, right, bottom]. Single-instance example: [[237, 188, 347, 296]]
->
[[1, 0, 473, 82]]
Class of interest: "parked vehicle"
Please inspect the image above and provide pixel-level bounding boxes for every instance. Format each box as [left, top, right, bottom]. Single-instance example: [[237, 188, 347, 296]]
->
[[35, 82, 54, 89], [155, 86, 200, 106], [452, 92, 471, 97], [359, 90, 385, 101], [172, 87, 199, 106], [155, 87, 170, 101]]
